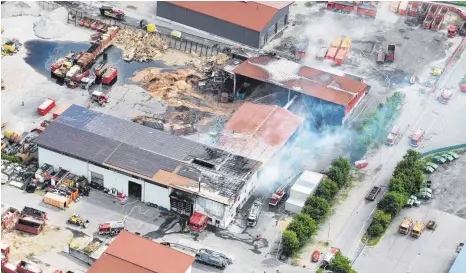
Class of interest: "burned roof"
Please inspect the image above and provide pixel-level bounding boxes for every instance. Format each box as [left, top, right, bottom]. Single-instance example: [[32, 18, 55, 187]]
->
[[232, 56, 369, 106], [165, 1, 294, 31], [218, 103, 303, 162], [35, 105, 262, 204], [87, 231, 194, 273]]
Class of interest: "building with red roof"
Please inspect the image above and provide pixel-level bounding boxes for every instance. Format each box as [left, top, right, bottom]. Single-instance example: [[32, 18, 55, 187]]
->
[[87, 231, 194, 273], [231, 56, 370, 125], [156, 1, 294, 48], [218, 102, 304, 162]]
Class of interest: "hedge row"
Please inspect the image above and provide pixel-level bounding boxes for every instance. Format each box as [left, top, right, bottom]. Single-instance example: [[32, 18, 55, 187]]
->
[[1, 153, 22, 163], [282, 157, 357, 272], [366, 150, 424, 238]]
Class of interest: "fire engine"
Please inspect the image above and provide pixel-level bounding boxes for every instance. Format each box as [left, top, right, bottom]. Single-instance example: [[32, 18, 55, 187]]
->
[[98, 221, 125, 236], [189, 212, 208, 232], [410, 129, 425, 147]]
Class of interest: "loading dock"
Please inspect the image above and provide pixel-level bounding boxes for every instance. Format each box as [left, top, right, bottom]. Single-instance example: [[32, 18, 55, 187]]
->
[[128, 181, 142, 200]]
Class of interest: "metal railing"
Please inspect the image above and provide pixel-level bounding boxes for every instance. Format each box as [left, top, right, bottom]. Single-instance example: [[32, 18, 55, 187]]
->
[[38, 1, 225, 57]]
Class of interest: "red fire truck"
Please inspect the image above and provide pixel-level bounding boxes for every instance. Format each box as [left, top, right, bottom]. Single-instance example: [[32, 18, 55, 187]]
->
[[410, 129, 425, 147], [189, 212, 208, 232], [386, 125, 401, 146], [438, 89, 452, 104], [98, 221, 125, 236]]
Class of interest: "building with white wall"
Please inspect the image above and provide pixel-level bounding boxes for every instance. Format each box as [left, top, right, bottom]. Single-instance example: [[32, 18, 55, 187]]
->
[[34, 105, 262, 229], [285, 170, 323, 214]]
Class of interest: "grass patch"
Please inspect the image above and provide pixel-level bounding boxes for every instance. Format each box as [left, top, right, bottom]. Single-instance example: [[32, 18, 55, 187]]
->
[[361, 233, 383, 246], [34, 189, 46, 196], [442, 1, 466, 6]]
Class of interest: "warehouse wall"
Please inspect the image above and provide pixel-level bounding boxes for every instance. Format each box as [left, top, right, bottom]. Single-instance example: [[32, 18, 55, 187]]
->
[[157, 2, 261, 48], [259, 5, 290, 47], [38, 148, 88, 177], [301, 95, 346, 127], [38, 148, 171, 209]]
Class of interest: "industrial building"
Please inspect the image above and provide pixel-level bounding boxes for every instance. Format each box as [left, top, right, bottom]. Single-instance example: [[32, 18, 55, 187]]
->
[[156, 1, 294, 48], [217, 102, 304, 162], [87, 231, 194, 273], [285, 171, 324, 213], [34, 105, 262, 229], [230, 55, 370, 126]]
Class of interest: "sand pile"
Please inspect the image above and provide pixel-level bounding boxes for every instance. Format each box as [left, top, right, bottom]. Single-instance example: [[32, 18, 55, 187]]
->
[[33, 7, 70, 39], [131, 69, 239, 115], [1, 1, 41, 18], [114, 29, 169, 62]]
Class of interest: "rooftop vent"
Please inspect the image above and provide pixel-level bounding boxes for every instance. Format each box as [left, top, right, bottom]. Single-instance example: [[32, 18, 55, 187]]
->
[[193, 158, 215, 169]]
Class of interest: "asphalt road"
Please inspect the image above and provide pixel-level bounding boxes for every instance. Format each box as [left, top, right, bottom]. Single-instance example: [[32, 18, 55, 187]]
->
[[323, 36, 466, 270]]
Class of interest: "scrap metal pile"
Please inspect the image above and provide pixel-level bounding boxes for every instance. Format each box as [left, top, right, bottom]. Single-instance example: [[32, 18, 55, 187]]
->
[[113, 29, 169, 62], [197, 54, 233, 102]]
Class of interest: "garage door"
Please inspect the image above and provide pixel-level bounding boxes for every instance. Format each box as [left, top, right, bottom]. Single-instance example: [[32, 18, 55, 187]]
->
[[170, 192, 194, 216], [91, 171, 104, 185]]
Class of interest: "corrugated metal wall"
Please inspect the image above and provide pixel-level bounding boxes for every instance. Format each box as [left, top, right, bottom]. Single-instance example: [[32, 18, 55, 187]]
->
[[259, 6, 290, 48], [157, 2, 277, 48]]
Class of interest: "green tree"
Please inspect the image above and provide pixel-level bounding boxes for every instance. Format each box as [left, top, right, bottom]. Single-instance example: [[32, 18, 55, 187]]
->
[[367, 222, 385, 237], [303, 196, 331, 223], [282, 230, 299, 256], [372, 209, 392, 229], [377, 192, 408, 216], [315, 178, 339, 201], [332, 157, 351, 174], [327, 167, 348, 189], [286, 213, 317, 246], [329, 252, 353, 273]]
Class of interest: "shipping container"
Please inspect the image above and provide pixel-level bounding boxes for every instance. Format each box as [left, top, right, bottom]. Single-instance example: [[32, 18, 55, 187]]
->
[[43, 192, 69, 210], [1, 207, 19, 231], [15, 216, 44, 235], [398, 1, 409, 15], [37, 99, 56, 116], [326, 47, 339, 60], [21, 207, 47, 221], [52, 104, 71, 119], [357, 5, 377, 18], [285, 197, 305, 214], [331, 37, 343, 48], [341, 38, 352, 49], [290, 184, 313, 201], [390, 1, 401, 13], [334, 48, 348, 65]]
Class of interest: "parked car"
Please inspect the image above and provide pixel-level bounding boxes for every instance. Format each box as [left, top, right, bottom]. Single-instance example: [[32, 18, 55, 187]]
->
[[195, 249, 231, 269], [424, 162, 439, 173], [441, 153, 454, 162], [433, 155, 447, 164], [447, 151, 459, 160]]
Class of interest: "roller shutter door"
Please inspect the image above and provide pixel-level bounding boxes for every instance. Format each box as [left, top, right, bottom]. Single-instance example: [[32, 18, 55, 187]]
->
[[91, 171, 104, 186]]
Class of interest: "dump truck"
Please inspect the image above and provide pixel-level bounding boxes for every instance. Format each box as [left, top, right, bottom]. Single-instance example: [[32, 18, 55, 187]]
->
[[399, 217, 413, 235], [365, 186, 381, 201], [99, 6, 125, 20], [411, 222, 425, 238], [247, 199, 263, 227], [385, 45, 395, 63]]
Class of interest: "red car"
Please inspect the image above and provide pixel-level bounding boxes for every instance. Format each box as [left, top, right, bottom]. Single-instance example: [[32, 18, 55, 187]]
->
[[312, 249, 321, 263], [460, 84, 466, 93]]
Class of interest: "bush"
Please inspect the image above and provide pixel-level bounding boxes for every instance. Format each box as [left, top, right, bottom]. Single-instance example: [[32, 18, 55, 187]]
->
[[329, 251, 354, 273], [303, 196, 331, 223], [367, 222, 385, 237], [286, 213, 317, 246], [377, 192, 408, 217], [282, 230, 300, 256], [372, 210, 392, 229], [315, 178, 339, 201]]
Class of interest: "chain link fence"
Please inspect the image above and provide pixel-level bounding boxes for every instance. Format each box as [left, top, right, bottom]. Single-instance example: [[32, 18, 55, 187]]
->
[[38, 1, 224, 57]]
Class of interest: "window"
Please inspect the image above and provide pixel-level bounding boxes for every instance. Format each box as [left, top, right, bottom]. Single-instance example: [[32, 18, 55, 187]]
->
[[192, 158, 215, 169], [208, 217, 212, 224], [215, 219, 220, 226]]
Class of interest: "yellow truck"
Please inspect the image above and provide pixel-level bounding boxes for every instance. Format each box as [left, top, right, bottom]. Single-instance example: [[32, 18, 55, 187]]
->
[[399, 217, 413, 235], [411, 222, 425, 238]]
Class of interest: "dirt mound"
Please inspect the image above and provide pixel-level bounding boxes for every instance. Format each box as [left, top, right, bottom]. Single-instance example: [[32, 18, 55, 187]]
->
[[33, 7, 69, 39], [113, 29, 169, 62]]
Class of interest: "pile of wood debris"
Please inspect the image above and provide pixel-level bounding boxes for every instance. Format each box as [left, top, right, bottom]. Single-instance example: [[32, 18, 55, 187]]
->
[[113, 29, 169, 62]]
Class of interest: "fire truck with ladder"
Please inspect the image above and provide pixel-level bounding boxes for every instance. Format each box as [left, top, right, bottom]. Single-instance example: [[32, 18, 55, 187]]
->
[[98, 221, 125, 236]]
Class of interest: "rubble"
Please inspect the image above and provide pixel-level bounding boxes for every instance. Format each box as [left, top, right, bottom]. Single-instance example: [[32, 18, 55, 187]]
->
[[33, 7, 69, 39], [113, 29, 169, 62]]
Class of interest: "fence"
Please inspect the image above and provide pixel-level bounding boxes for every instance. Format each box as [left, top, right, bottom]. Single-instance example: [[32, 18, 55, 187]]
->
[[38, 1, 224, 57], [421, 143, 466, 157]]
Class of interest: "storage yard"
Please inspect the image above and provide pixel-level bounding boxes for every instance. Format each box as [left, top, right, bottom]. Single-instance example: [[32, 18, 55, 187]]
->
[[2, 1, 466, 273]]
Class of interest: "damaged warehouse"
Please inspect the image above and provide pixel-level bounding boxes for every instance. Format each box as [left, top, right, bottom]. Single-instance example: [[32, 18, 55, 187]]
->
[[33, 105, 262, 229], [230, 55, 370, 126]]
